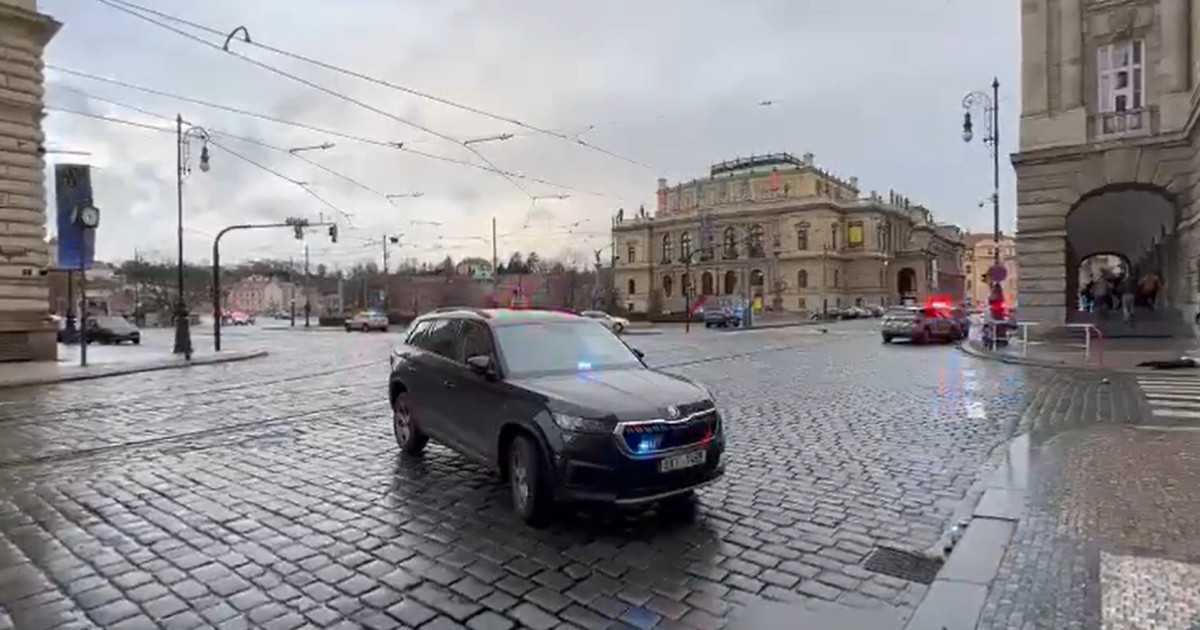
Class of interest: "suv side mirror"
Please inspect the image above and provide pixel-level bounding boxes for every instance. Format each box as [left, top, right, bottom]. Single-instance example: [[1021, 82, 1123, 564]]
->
[[466, 354, 497, 380], [630, 348, 645, 360]]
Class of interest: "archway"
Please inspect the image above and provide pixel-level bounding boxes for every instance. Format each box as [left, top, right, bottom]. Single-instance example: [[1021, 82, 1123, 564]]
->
[[750, 269, 764, 297], [724, 270, 737, 295], [1065, 184, 1179, 334], [701, 271, 714, 296], [897, 267, 916, 298]]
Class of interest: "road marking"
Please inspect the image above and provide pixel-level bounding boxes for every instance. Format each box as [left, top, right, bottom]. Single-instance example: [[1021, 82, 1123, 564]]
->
[[966, 401, 987, 420], [1135, 376, 1200, 421]]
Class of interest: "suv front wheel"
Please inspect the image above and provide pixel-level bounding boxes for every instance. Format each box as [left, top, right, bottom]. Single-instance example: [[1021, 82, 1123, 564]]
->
[[392, 392, 428, 455], [508, 434, 551, 526]]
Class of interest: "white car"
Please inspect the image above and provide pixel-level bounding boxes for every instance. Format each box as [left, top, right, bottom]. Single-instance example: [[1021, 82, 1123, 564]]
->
[[345, 311, 389, 332], [579, 310, 630, 334]]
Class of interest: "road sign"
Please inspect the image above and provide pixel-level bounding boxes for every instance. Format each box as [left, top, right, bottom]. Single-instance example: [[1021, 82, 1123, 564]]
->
[[988, 264, 1008, 283]]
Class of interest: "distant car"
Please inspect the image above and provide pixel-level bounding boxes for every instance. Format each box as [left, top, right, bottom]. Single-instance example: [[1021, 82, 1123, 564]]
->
[[85, 316, 141, 345], [703, 307, 742, 328], [880, 305, 964, 344], [579, 310, 629, 334], [346, 311, 389, 332]]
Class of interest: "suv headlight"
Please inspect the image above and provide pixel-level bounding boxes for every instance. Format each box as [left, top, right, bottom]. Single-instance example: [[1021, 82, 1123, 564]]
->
[[551, 412, 611, 433]]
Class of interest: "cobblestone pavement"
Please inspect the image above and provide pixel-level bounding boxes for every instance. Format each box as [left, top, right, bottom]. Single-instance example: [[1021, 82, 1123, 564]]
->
[[0, 320, 1073, 629], [977, 374, 1200, 630]]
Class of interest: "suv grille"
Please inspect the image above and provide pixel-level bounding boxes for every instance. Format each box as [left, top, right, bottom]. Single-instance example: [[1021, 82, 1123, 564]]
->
[[619, 409, 718, 454]]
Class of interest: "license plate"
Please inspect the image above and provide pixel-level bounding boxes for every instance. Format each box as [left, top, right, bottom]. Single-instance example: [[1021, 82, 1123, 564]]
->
[[659, 449, 707, 473]]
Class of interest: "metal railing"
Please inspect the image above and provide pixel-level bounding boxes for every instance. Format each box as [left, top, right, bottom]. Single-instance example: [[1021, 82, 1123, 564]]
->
[[1065, 323, 1104, 368]]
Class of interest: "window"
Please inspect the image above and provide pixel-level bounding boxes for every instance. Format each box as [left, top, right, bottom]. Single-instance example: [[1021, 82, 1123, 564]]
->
[[417, 318, 461, 359], [681, 231, 692, 260], [748, 224, 765, 258], [1098, 40, 1144, 113], [797, 269, 808, 288], [833, 269, 840, 288], [459, 320, 495, 362], [627, 278, 636, 295], [662, 274, 674, 297], [847, 221, 864, 248], [723, 227, 738, 258], [796, 227, 809, 250], [494, 322, 644, 377], [661, 234, 673, 263], [797, 297, 806, 310], [830, 225, 839, 250]]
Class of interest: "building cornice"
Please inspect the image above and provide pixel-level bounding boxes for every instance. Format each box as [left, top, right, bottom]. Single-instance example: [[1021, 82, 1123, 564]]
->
[[0, 3, 61, 45]]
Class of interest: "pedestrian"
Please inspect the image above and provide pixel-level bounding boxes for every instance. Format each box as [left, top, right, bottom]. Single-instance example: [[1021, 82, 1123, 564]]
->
[[1119, 273, 1135, 325], [1093, 275, 1109, 314]]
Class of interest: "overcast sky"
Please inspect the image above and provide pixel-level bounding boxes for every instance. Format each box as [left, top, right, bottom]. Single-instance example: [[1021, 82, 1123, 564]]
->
[[39, 0, 1018, 269]]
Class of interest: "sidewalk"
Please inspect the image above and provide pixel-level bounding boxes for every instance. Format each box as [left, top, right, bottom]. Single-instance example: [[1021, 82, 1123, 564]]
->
[[960, 335, 1200, 373], [0, 344, 267, 389]]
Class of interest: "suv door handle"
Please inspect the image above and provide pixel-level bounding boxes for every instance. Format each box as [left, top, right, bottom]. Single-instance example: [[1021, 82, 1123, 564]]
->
[[442, 380, 456, 389]]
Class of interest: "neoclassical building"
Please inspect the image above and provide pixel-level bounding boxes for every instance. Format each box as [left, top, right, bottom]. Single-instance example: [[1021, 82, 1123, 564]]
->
[[612, 153, 966, 315], [0, 0, 59, 360], [1015, 0, 1200, 336]]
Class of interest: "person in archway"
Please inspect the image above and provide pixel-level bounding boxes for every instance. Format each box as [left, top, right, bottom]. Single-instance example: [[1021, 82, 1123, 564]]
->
[[1092, 273, 1109, 314], [1138, 271, 1161, 311], [1118, 272, 1136, 325]]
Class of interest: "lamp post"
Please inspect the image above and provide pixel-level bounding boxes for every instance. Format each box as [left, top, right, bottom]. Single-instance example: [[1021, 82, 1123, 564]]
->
[[962, 79, 1002, 291], [174, 115, 211, 359]]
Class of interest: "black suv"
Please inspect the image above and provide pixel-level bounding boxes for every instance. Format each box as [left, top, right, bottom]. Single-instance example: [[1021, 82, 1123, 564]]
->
[[388, 308, 726, 525]]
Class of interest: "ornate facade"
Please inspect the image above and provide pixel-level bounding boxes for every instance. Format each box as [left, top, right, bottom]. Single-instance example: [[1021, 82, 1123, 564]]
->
[[0, 0, 59, 360], [612, 153, 966, 314]]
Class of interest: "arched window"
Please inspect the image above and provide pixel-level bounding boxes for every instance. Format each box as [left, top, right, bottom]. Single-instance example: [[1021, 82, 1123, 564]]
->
[[661, 234, 673, 263], [627, 278, 636, 295], [748, 224, 765, 258], [662, 274, 673, 296], [833, 269, 840, 287], [797, 269, 808, 288], [723, 227, 738, 259], [680, 232, 692, 260]]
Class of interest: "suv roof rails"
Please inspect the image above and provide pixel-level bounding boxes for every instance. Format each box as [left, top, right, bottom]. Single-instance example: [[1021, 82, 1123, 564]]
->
[[427, 306, 491, 318]]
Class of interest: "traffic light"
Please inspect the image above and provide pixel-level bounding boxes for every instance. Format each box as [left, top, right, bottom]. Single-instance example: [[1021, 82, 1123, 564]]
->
[[329, 224, 338, 243], [293, 223, 304, 240]]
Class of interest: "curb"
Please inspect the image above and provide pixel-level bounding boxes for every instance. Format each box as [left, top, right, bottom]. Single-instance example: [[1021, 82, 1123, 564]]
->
[[713, 321, 822, 333], [955, 340, 1196, 375], [0, 349, 269, 390], [260, 326, 356, 333]]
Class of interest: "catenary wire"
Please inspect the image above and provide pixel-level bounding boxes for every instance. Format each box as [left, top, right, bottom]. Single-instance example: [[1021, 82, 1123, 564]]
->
[[93, 0, 535, 198], [99, 0, 657, 172], [46, 66, 613, 199]]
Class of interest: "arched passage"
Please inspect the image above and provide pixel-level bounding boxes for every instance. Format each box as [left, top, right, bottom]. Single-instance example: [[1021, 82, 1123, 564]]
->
[[701, 271, 714, 296], [897, 268, 917, 298], [1065, 184, 1180, 334]]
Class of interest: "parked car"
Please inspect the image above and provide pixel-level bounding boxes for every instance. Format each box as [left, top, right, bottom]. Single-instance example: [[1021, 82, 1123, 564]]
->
[[703, 306, 742, 328], [880, 305, 964, 344], [223, 310, 255, 326], [85, 316, 141, 345], [388, 308, 726, 525], [346, 311, 389, 332], [579, 310, 630, 334]]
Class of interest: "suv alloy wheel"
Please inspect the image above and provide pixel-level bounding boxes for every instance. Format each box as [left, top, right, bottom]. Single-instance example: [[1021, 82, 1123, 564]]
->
[[508, 434, 551, 526], [392, 392, 428, 455]]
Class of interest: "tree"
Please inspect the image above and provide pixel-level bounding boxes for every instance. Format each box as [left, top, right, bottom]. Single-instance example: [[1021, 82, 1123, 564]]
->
[[438, 256, 455, 275], [506, 252, 525, 274], [525, 251, 541, 273], [316, 263, 327, 277], [118, 260, 215, 315]]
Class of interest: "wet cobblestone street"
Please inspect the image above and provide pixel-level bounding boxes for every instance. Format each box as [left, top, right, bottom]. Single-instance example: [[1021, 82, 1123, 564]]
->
[[0, 322, 1106, 628]]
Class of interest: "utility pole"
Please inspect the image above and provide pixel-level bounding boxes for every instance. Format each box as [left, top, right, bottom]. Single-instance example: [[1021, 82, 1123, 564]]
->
[[132, 248, 141, 326], [289, 256, 296, 327], [609, 213, 617, 310], [304, 243, 311, 327], [492, 216, 498, 300]]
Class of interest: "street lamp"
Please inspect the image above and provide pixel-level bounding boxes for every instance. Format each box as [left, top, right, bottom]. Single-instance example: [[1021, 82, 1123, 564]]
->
[[962, 79, 1002, 289], [174, 115, 211, 359]]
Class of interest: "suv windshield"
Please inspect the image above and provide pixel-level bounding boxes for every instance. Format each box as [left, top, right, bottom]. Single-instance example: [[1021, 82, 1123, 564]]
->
[[93, 317, 134, 330], [496, 321, 642, 377], [885, 308, 916, 319]]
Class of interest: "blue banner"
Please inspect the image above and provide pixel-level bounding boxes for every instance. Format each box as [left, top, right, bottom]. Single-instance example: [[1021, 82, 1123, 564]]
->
[[54, 164, 96, 270]]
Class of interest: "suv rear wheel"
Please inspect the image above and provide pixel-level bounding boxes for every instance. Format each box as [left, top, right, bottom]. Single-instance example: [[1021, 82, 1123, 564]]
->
[[508, 434, 551, 526], [392, 392, 428, 455]]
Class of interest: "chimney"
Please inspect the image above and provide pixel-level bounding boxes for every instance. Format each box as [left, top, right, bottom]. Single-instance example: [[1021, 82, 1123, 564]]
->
[[802, 152, 814, 166], [849, 176, 858, 190], [657, 178, 667, 190]]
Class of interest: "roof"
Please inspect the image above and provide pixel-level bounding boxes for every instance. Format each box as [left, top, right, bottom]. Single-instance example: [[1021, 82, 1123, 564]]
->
[[418, 307, 581, 325]]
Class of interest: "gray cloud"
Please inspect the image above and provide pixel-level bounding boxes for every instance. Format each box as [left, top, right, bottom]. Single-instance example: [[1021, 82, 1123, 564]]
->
[[38, 0, 1019, 267]]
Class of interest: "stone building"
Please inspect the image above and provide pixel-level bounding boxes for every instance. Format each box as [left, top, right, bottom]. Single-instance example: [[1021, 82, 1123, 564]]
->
[[964, 232, 1018, 307], [612, 153, 966, 315], [0, 0, 58, 360], [1015, 0, 1200, 336]]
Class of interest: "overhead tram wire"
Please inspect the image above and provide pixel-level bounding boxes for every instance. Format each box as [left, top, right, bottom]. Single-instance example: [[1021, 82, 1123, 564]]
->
[[99, 0, 657, 172], [54, 84, 387, 208], [93, 0, 534, 199], [45, 106, 354, 224], [46, 66, 613, 200]]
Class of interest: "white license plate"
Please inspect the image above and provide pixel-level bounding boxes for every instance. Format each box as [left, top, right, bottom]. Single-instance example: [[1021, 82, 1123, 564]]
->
[[659, 449, 707, 473]]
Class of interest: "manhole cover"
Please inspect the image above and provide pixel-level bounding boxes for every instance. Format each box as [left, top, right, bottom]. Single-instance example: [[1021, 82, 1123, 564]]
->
[[862, 547, 943, 585]]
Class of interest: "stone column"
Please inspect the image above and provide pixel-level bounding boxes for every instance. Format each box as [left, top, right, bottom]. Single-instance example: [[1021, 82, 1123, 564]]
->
[[1022, 0, 1050, 115], [0, 0, 60, 361], [1059, 0, 1083, 109], [1161, 0, 1190, 93]]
